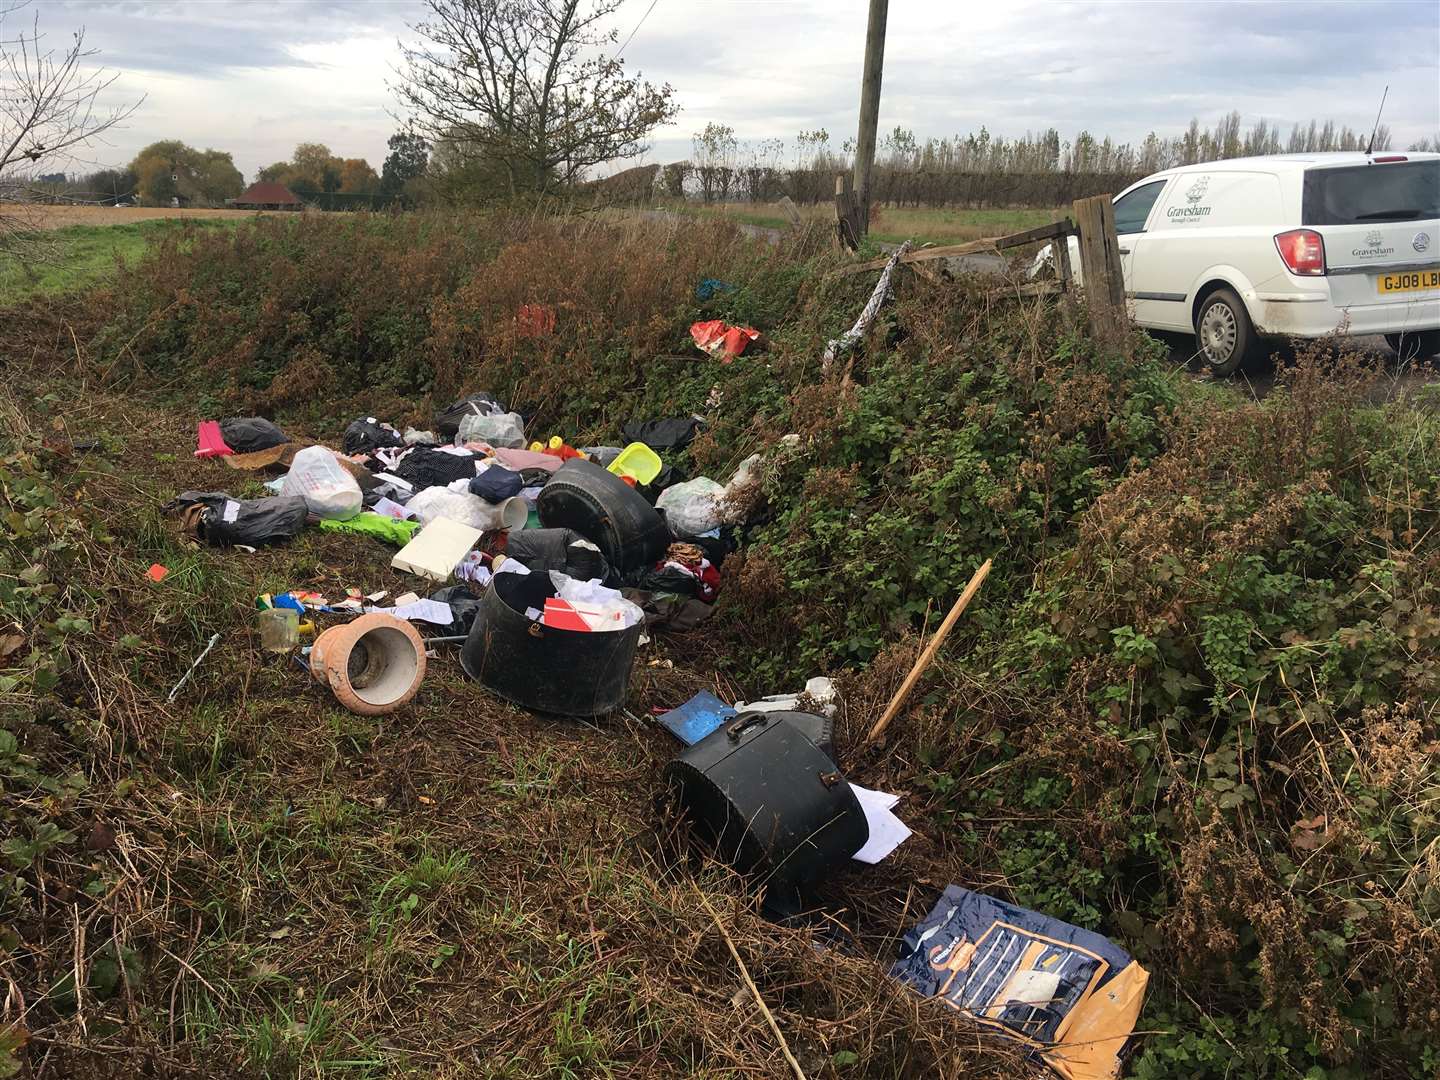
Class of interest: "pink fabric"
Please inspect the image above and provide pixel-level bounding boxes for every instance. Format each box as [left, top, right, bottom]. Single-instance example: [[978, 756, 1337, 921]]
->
[[493, 447, 563, 472]]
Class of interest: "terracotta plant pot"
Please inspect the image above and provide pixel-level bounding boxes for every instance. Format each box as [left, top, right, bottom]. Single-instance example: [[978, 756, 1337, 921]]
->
[[308, 614, 425, 715]]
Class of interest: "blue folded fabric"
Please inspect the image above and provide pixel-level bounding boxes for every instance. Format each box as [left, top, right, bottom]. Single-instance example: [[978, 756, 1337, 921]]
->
[[469, 466, 523, 503]]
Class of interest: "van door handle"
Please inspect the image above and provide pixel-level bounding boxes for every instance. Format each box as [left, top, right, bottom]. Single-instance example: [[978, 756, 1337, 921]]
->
[[1118, 246, 1131, 255]]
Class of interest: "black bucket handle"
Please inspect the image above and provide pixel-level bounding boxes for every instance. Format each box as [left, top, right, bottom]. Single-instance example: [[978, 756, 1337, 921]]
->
[[725, 711, 770, 742]]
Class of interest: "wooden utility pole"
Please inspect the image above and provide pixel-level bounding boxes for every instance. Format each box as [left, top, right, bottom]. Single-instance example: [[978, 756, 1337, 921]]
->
[[852, 0, 889, 238]]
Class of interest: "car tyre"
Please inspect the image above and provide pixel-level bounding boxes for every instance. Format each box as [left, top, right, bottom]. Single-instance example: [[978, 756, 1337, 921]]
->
[[1194, 288, 1258, 377], [1385, 330, 1440, 362]]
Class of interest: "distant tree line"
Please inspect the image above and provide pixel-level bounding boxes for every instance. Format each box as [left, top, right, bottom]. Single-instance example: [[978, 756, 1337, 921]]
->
[[24, 133, 432, 210], [661, 113, 1436, 208]]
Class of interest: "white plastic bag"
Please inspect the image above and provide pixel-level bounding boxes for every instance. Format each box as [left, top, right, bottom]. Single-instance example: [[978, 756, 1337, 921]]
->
[[657, 477, 725, 536], [456, 410, 526, 449], [280, 446, 362, 520], [407, 487, 523, 532], [656, 454, 763, 537], [405, 488, 490, 529]]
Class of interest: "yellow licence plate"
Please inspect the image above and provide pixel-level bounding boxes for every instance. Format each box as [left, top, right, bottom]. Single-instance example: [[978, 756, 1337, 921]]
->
[[1378, 268, 1440, 294]]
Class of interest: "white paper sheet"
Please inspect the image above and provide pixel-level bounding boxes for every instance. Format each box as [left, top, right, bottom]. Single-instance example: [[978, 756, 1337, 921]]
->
[[371, 496, 415, 521], [364, 598, 454, 625], [850, 784, 912, 864]]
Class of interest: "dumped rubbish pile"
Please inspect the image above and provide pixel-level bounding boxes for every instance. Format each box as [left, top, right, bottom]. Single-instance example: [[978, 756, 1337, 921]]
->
[[171, 395, 752, 717], [165, 382, 1151, 1077]]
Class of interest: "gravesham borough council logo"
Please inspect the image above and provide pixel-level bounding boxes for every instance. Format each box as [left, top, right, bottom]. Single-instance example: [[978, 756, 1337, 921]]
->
[[1365, 230, 1384, 247], [1167, 175, 1213, 220], [1415, 232, 1431, 254]]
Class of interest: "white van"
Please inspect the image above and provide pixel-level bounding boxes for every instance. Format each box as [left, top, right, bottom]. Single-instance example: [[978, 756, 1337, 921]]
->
[[1041, 152, 1440, 374]]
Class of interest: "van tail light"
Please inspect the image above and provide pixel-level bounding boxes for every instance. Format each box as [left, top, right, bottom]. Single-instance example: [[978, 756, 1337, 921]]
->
[[1275, 229, 1326, 276]]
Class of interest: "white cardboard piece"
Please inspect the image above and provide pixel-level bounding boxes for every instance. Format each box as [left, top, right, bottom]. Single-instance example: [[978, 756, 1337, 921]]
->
[[390, 517, 483, 582]]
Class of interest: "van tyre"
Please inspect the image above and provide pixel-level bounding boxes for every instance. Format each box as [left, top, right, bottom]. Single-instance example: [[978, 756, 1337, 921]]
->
[[1385, 330, 1440, 362], [1194, 288, 1257, 377]]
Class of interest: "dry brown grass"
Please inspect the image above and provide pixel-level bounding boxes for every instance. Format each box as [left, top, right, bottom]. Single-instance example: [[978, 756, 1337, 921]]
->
[[16, 205, 275, 231]]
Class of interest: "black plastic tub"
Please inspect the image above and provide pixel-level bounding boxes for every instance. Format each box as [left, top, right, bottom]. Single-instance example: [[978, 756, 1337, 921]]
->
[[537, 459, 669, 573], [663, 712, 868, 910], [459, 571, 642, 717]]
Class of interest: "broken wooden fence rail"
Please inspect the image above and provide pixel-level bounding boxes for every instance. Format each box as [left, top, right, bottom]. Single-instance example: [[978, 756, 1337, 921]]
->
[[834, 196, 1126, 342], [837, 216, 1076, 276]]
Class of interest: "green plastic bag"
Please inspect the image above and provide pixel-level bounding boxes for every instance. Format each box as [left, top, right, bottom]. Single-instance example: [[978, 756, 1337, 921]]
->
[[316, 512, 421, 546]]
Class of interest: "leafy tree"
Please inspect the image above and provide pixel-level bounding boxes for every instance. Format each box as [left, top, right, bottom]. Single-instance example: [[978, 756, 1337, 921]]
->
[[260, 143, 378, 196], [395, 0, 679, 197], [381, 131, 429, 194], [338, 158, 380, 193], [129, 140, 242, 206]]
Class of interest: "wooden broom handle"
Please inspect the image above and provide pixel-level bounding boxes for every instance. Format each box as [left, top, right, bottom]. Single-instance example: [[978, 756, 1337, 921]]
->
[[865, 559, 992, 746]]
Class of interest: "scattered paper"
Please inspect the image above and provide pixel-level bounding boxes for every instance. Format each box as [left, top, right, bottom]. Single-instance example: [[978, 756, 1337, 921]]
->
[[372, 496, 415, 521], [394, 591, 420, 606], [222, 499, 240, 523], [364, 598, 454, 625], [365, 590, 388, 603], [850, 784, 912, 864]]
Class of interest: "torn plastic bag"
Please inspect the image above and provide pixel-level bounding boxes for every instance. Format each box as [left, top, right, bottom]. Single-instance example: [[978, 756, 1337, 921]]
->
[[167, 491, 309, 547], [427, 585, 483, 636], [280, 446, 363, 520], [656, 477, 725, 536], [502, 528, 613, 583], [891, 885, 1150, 1080], [628, 566, 700, 599], [218, 417, 288, 454], [434, 393, 506, 439], [343, 417, 405, 455], [621, 590, 714, 632], [656, 454, 761, 537], [457, 410, 526, 449], [621, 417, 703, 452], [405, 487, 490, 529]]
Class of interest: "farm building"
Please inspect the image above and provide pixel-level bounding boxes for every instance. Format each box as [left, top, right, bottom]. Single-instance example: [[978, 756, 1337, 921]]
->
[[231, 181, 303, 210]]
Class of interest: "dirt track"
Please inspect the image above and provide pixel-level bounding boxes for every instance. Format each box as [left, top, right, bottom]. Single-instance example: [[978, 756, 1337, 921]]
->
[[21, 204, 271, 230]]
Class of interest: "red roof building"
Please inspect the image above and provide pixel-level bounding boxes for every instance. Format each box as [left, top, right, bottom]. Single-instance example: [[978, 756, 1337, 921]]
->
[[232, 181, 303, 210]]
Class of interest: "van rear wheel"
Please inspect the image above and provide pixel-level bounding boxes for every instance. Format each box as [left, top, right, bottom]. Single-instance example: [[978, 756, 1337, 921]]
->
[[1194, 288, 1257, 377], [1385, 330, 1440, 361]]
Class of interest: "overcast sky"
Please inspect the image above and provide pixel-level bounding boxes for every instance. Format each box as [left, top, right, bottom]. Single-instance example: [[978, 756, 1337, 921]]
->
[[26, 0, 1440, 182]]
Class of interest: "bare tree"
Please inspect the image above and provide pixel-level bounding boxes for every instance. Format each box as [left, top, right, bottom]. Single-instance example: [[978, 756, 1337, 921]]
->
[[394, 0, 678, 198], [1, 1, 140, 260]]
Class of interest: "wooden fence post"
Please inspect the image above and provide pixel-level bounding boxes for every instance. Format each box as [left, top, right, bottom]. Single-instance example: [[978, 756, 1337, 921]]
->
[[1071, 194, 1125, 340], [835, 174, 860, 251]]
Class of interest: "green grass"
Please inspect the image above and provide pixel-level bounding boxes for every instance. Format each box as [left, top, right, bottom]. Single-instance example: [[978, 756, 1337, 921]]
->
[[0, 218, 241, 303]]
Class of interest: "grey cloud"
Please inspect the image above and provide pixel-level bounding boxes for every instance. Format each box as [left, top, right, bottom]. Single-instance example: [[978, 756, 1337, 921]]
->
[[25, 0, 1439, 180]]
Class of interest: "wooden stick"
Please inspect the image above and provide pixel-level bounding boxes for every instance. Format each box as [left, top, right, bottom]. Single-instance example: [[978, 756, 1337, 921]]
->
[[699, 893, 809, 1080], [865, 559, 992, 746]]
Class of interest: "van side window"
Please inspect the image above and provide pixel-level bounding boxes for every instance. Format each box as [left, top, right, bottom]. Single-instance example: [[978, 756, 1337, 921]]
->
[[1112, 181, 1167, 234]]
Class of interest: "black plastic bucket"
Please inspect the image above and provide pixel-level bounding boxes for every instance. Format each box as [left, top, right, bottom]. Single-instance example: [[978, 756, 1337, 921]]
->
[[537, 459, 669, 573], [663, 712, 868, 908], [459, 571, 642, 717]]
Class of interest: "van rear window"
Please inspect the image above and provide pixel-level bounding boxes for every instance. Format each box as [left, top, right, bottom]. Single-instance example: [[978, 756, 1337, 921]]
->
[[1303, 160, 1440, 225]]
